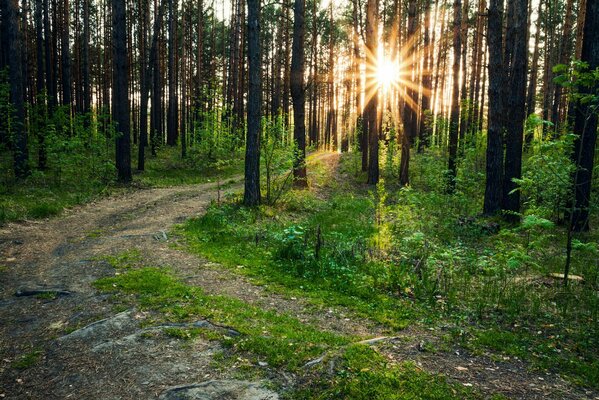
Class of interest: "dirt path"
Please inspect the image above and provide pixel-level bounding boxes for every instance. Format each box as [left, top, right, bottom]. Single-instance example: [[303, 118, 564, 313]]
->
[[0, 154, 596, 399]]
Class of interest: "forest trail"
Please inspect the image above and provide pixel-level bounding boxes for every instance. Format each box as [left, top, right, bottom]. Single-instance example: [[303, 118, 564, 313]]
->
[[0, 152, 596, 399]]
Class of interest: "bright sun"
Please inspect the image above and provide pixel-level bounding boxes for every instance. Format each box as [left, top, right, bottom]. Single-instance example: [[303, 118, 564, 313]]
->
[[376, 58, 398, 91]]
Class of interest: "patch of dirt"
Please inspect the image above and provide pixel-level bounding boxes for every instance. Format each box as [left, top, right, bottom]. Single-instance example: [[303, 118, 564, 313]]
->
[[371, 329, 598, 400], [1, 153, 597, 399]]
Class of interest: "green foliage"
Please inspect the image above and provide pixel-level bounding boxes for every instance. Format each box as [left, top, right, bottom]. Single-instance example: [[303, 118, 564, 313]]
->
[[261, 115, 294, 205], [514, 135, 575, 220], [554, 61, 599, 107], [183, 152, 599, 388]]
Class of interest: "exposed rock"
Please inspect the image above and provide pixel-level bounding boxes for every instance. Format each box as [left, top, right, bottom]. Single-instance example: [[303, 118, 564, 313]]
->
[[58, 310, 137, 341], [158, 380, 278, 400]]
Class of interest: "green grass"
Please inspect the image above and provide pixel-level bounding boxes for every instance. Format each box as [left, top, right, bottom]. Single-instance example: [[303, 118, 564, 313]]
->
[[138, 146, 243, 187], [293, 344, 493, 400], [180, 151, 599, 390], [12, 350, 43, 370], [95, 254, 485, 398], [94, 266, 350, 370], [0, 145, 243, 225]]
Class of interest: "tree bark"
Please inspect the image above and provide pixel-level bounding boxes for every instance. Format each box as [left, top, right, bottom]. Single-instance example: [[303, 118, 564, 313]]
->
[[112, 0, 131, 182], [568, 0, 598, 231], [290, 0, 307, 186], [483, 0, 504, 214], [447, 0, 462, 192], [7, 0, 29, 178], [500, 0, 528, 217], [365, 0, 379, 184], [244, 0, 261, 206]]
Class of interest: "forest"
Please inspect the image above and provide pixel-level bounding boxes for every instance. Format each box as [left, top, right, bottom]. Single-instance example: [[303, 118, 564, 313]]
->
[[0, 0, 598, 397]]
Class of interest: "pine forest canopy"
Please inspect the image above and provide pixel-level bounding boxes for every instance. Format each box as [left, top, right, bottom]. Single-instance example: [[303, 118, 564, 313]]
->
[[0, 0, 597, 228], [1, 0, 599, 394]]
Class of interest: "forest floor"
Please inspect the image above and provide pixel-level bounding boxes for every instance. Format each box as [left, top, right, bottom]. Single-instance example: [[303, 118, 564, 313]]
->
[[0, 152, 597, 399]]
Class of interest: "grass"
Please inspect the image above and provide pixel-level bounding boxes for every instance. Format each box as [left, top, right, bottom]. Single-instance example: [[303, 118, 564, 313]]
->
[[0, 145, 243, 225], [12, 350, 43, 370], [180, 150, 599, 390], [137, 146, 243, 187], [95, 253, 487, 399], [294, 344, 496, 400], [94, 266, 350, 370]]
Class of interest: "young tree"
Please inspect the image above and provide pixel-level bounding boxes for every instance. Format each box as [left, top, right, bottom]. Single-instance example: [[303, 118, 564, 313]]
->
[[244, 0, 261, 206], [290, 0, 307, 186], [112, 0, 131, 182]]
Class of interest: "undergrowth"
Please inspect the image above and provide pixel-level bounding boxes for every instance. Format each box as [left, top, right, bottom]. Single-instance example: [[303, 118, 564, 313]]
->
[[181, 148, 599, 389]]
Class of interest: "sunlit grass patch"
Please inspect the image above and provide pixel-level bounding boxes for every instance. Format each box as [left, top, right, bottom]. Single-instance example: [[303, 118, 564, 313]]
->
[[94, 266, 350, 370]]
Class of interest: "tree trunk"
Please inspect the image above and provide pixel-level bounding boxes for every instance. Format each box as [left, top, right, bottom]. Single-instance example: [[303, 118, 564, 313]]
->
[[399, 0, 416, 186], [61, 0, 71, 109], [568, 0, 598, 231], [483, 0, 504, 214], [137, 0, 150, 170], [500, 0, 528, 217], [112, 0, 131, 182], [166, 0, 178, 146], [7, 0, 29, 178], [365, 0, 379, 184], [82, 0, 90, 116], [447, 0, 462, 192], [290, 0, 307, 186], [244, 0, 261, 206], [417, 0, 432, 151]]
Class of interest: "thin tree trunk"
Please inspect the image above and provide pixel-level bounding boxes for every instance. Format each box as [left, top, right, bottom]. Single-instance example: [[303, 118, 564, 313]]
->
[[291, 0, 307, 186], [244, 0, 261, 206], [7, 0, 29, 177], [366, 0, 379, 184]]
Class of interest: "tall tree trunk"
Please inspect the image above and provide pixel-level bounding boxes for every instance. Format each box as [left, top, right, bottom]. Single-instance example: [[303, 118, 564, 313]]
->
[[244, 0, 261, 206], [525, 0, 542, 124], [61, 0, 71, 109], [550, 0, 574, 133], [568, 0, 598, 231], [417, 0, 432, 151], [351, 0, 363, 157], [365, 0, 379, 184], [112, 0, 131, 182], [447, 0, 462, 191], [150, 0, 163, 156], [500, 0, 528, 216], [82, 0, 90, 116], [290, 0, 307, 186], [399, 0, 416, 185], [35, 0, 47, 169], [181, 0, 187, 158], [166, 0, 178, 146], [137, 0, 154, 170], [7, 0, 29, 177], [483, 0, 504, 214]]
